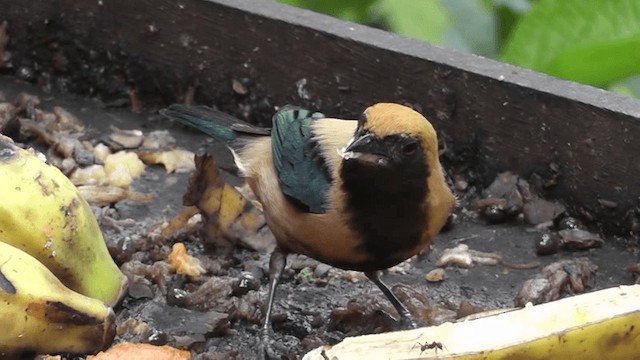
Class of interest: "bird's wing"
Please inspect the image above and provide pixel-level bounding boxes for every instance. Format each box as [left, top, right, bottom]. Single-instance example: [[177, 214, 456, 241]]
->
[[160, 105, 271, 142], [271, 106, 332, 214]]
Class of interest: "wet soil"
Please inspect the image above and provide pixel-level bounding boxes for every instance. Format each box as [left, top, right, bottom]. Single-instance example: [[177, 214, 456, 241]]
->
[[1, 75, 638, 359]]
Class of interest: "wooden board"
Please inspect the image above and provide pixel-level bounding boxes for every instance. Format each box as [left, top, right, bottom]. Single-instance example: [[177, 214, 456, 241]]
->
[[2, 0, 640, 234]]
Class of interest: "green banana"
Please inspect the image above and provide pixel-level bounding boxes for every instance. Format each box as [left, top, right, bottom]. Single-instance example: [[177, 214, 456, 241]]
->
[[304, 284, 640, 359], [0, 135, 127, 305], [0, 241, 116, 357]]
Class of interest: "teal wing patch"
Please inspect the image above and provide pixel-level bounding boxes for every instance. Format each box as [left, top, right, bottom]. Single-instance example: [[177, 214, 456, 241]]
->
[[271, 106, 331, 214], [160, 105, 270, 142]]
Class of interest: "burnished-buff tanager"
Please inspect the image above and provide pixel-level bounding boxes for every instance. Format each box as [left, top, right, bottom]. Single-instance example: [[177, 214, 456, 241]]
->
[[161, 103, 455, 348]]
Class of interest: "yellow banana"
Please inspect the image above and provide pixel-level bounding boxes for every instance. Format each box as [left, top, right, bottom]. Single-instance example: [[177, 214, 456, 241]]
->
[[0, 135, 127, 305], [304, 285, 640, 359], [0, 241, 115, 357]]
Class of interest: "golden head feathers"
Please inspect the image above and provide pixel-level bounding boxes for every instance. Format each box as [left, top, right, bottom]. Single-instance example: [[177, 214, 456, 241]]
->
[[358, 103, 439, 163]]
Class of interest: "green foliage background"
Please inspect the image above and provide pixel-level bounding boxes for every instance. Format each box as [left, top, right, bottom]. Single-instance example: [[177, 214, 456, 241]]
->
[[278, 0, 640, 98]]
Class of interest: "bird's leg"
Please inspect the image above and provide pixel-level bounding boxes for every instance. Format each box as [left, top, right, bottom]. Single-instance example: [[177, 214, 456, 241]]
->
[[262, 248, 287, 336], [259, 247, 287, 358], [365, 270, 418, 329]]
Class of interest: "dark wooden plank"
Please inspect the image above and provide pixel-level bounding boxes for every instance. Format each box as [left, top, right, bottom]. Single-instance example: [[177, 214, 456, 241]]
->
[[1, 0, 640, 234]]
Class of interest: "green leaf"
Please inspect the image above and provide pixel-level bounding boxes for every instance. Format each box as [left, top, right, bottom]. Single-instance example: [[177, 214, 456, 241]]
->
[[442, 0, 498, 57], [492, 0, 532, 14], [492, 0, 533, 52], [372, 0, 451, 44], [501, 0, 640, 86], [549, 37, 640, 86], [609, 75, 640, 98]]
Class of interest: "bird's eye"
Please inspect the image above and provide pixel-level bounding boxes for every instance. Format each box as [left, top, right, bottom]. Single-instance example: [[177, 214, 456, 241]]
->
[[402, 142, 418, 156]]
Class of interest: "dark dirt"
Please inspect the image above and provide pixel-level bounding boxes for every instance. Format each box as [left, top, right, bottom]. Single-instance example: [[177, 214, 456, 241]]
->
[[1, 75, 639, 360]]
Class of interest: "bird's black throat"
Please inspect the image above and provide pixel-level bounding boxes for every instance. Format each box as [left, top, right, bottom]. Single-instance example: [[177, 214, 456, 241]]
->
[[340, 148, 430, 271]]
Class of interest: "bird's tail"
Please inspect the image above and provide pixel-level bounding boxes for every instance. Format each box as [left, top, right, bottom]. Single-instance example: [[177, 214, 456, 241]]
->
[[160, 105, 271, 143]]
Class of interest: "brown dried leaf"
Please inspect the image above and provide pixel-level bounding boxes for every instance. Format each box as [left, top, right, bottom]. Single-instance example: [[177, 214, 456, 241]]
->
[[159, 205, 201, 239], [184, 154, 275, 251]]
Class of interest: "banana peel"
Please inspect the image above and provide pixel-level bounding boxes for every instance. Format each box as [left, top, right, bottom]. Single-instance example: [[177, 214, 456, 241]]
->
[[304, 285, 640, 359], [0, 135, 127, 306], [182, 154, 275, 251], [0, 241, 116, 357]]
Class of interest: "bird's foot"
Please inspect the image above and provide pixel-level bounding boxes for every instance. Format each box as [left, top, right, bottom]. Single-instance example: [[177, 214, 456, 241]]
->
[[398, 313, 419, 329], [258, 333, 277, 360], [257, 334, 300, 360], [257, 342, 273, 360]]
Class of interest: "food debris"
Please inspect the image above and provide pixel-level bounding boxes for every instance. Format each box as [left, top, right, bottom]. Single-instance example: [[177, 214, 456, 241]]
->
[[138, 148, 195, 173], [436, 244, 539, 269], [534, 233, 561, 256], [120, 128, 196, 173], [626, 263, 640, 284], [522, 197, 566, 226], [51, 106, 86, 133], [103, 150, 146, 187], [425, 268, 446, 282], [168, 242, 206, 278], [341, 270, 367, 282], [108, 126, 144, 149], [157, 206, 201, 240], [115, 297, 230, 348], [515, 258, 598, 306], [93, 142, 112, 163], [70, 164, 107, 185], [141, 130, 177, 150], [88, 342, 191, 360], [535, 213, 604, 255], [393, 284, 457, 326], [476, 172, 565, 225], [328, 300, 400, 336], [557, 229, 604, 250], [456, 301, 488, 319], [70, 150, 151, 206], [475, 172, 524, 223], [20, 117, 93, 168], [77, 185, 153, 207]]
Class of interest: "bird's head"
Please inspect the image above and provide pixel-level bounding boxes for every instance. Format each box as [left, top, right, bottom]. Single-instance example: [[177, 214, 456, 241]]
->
[[339, 103, 439, 172], [338, 103, 455, 249]]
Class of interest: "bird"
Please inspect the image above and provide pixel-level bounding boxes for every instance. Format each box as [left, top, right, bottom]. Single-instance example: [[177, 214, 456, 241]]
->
[[161, 102, 455, 355]]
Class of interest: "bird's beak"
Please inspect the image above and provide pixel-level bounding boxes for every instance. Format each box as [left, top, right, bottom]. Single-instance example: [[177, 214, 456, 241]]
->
[[339, 132, 390, 166]]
